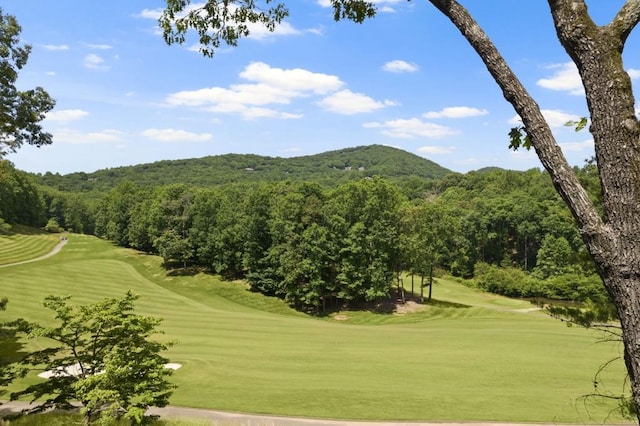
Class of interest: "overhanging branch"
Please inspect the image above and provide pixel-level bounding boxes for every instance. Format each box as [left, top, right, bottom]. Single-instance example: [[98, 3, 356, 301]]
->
[[610, 0, 640, 44], [427, 0, 603, 235]]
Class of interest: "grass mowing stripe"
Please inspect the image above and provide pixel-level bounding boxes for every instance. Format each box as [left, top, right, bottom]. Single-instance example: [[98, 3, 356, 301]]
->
[[0, 233, 630, 423], [0, 230, 59, 265]]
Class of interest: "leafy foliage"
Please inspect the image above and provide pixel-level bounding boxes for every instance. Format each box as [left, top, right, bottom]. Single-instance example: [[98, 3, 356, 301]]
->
[[0, 8, 55, 157], [160, 0, 289, 57], [33, 145, 451, 195], [12, 292, 175, 425]]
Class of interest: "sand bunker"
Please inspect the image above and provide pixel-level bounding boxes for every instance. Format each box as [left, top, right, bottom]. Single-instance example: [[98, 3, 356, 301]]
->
[[38, 363, 182, 379]]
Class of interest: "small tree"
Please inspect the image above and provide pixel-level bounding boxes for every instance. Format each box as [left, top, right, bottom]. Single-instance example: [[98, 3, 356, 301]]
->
[[0, 7, 55, 157], [12, 291, 176, 425]]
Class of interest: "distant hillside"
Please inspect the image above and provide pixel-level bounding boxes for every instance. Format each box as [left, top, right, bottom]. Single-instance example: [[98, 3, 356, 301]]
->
[[34, 145, 453, 194]]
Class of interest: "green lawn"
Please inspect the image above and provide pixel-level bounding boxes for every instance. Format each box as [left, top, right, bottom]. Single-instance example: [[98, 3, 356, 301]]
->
[[0, 226, 60, 266], [0, 233, 630, 423]]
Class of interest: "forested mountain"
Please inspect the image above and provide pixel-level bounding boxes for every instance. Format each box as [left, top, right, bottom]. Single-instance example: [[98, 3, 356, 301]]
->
[[33, 145, 452, 194]]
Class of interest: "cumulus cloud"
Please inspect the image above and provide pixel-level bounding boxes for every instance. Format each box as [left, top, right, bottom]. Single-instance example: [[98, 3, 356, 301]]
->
[[537, 62, 584, 95], [509, 109, 583, 128], [628, 68, 640, 80], [54, 129, 124, 144], [83, 53, 108, 70], [559, 139, 594, 152], [167, 62, 352, 119], [423, 106, 488, 119], [383, 60, 418, 73], [318, 90, 397, 114], [138, 8, 163, 19], [364, 118, 459, 138], [142, 128, 213, 142], [40, 44, 69, 51], [417, 145, 456, 155], [166, 62, 391, 119], [83, 43, 113, 50], [239, 62, 343, 95], [46, 109, 89, 122], [167, 62, 343, 109]]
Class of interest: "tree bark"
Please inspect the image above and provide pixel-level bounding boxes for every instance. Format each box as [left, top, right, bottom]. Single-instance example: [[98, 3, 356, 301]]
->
[[428, 0, 640, 419]]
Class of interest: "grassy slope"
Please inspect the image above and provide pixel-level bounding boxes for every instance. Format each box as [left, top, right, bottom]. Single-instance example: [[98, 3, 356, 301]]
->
[[0, 226, 60, 266], [0, 234, 629, 423]]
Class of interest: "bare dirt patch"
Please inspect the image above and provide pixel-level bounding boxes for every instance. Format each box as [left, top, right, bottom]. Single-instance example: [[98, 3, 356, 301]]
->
[[394, 300, 426, 315]]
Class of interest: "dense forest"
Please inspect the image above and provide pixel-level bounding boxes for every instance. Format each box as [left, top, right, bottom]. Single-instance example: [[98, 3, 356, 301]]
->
[[33, 145, 450, 197], [0, 145, 606, 312]]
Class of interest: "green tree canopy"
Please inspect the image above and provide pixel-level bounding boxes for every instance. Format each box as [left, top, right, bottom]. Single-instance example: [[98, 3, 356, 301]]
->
[[12, 292, 175, 425], [0, 8, 55, 157]]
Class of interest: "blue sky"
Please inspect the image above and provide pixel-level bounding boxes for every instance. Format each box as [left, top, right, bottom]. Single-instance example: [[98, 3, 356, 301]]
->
[[6, 1, 640, 175]]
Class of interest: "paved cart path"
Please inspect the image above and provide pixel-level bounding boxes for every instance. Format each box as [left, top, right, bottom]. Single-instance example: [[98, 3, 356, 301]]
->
[[1, 401, 633, 426], [0, 238, 67, 268]]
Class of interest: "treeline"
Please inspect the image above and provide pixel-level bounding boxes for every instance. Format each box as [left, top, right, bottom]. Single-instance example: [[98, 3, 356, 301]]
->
[[33, 145, 450, 196], [0, 160, 94, 234], [93, 167, 606, 311], [2, 155, 607, 309]]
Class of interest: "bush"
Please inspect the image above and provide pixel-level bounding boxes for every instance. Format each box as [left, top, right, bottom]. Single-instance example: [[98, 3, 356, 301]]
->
[[43, 218, 62, 233]]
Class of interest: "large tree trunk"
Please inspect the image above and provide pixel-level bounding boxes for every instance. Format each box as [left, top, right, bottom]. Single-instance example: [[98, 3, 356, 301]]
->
[[428, 0, 640, 420]]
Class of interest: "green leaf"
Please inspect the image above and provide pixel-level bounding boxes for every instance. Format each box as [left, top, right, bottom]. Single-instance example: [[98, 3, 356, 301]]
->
[[564, 117, 588, 132], [508, 126, 532, 151]]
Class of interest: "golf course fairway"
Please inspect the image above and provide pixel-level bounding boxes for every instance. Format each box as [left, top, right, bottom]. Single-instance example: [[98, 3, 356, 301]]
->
[[0, 234, 630, 423]]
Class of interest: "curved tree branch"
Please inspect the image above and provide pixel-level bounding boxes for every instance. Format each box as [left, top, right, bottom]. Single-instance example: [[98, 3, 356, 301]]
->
[[610, 0, 640, 45], [427, 0, 603, 237]]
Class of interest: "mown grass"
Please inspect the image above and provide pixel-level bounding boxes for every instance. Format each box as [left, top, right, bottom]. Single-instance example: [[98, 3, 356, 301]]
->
[[0, 226, 60, 266], [0, 232, 631, 424], [0, 412, 210, 426]]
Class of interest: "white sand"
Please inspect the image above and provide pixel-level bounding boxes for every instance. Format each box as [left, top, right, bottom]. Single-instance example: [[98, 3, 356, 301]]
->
[[38, 362, 182, 378]]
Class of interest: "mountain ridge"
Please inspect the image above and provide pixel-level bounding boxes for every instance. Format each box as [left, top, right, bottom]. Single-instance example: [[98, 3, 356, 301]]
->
[[33, 144, 453, 193]]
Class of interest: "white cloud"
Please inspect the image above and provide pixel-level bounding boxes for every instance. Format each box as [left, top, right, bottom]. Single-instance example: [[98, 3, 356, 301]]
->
[[365, 118, 459, 138], [46, 109, 89, 122], [378, 6, 396, 13], [240, 107, 303, 120], [40, 44, 69, 51], [541, 109, 583, 128], [169, 84, 293, 107], [247, 21, 300, 39], [559, 139, 594, 152], [417, 145, 456, 155], [142, 128, 213, 142], [628, 68, 640, 80], [138, 8, 163, 19], [83, 43, 113, 50], [383, 60, 418, 73], [240, 62, 343, 95], [167, 62, 345, 119], [83, 53, 108, 70], [509, 109, 582, 128], [54, 129, 123, 144], [424, 106, 488, 119], [318, 90, 396, 115], [537, 62, 584, 95]]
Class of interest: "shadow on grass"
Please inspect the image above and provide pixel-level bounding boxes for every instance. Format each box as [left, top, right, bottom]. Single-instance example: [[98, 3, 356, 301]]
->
[[165, 264, 207, 277], [0, 225, 51, 237], [0, 328, 30, 401], [320, 295, 472, 317]]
